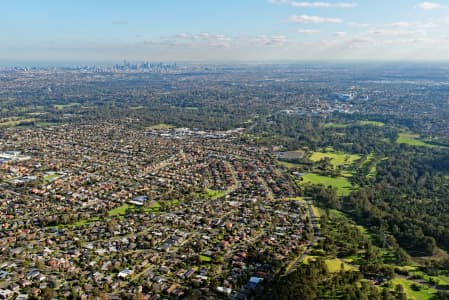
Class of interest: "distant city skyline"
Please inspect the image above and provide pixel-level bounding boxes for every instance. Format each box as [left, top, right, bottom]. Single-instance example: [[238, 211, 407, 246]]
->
[[2, 0, 449, 62]]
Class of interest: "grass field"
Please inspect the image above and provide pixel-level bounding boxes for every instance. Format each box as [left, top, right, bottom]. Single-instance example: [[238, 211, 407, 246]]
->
[[300, 173, 353, 196], [302, 255, 318, 264], [0, 117, 37, 127], [108, 203, 133, 217], [323, 121, 385, 129], [43, 173, 61, 183], [397, 133, 436, 148], [323, 123, 349, 129], [325, 259, 357, 273], [277, 160, 301, 169], [145, 201, 162, 212], [358, 120, 385, 127], [309, 151, 361, 169], [71, 217, 101, 227], [312, 205, 321, 218], [359, 153, 375, 168], [148, 123, 174, 129], [53, 102, 80, 110], [289, 196, 305, 202], [391, 277, 437, 300], [35, 121, 59, 127], [49, 216, 101, 229], [196, 189, 227, 199], [199, 255, 212, 263]]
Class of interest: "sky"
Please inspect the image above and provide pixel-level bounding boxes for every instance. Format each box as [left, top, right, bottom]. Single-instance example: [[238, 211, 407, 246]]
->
[[2, 0, 449, 63]]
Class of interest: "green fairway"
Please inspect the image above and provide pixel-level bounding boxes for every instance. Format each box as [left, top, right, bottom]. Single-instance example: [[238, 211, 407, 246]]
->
[[325, 259, 357, 273], [53, 102, 80, 110], [300, 173, 353, 196], [397, 133, 436, 148], [323, 123, 349, 129], [358, 120, 385, 127], [359, 153, 375, 168], [309, 151, 360, 169], [391, 277, 437, 300]]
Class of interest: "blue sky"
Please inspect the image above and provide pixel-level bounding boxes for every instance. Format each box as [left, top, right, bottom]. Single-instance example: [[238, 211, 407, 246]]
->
[[1, 0, 449, 62]]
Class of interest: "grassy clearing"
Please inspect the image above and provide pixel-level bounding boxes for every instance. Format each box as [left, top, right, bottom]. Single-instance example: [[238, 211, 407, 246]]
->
[[358, 120, 385, 127], [289, 196, 305, 202], [145, 201, 162, 212], [391, 277, 437, 300], [71, 217, 101, 227], [359, 153, 375, 168], [49, 216, 101, 229], [148, 123, 174, 130], [397, 133, 436, 148], [196, 189, 226, 199], [277, 160, 301, 169], [323, 123, 349, 129], [0, 117, 37, 127], [300, 173, 353, 196], [43, 173, 61, 183], [302, 255, 318, 264], [325, 259, 357, 273], [53, 102, 80, 110], [367, 165, 377, 178], [199, 255, 212, 263], [35, 121, 59, 127], [309, 151, 361, 169], [312, 205, 321, 218]]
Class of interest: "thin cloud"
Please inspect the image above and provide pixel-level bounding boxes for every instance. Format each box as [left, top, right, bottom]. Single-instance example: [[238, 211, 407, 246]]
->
[[298, 29, 321, 34], [335, 31, 347, 37], [268, 0, 289, 4], [418, 2, 441, 10], [390, 22, 412, 28], [289, 15, 343, 24], [145, 33, 288, 49], [291, 2, 357, 8], [246, 35, 289, 46]]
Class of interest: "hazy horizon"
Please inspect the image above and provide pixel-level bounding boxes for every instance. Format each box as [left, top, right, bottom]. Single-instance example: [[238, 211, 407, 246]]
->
[[2, 0, 449, 62]]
